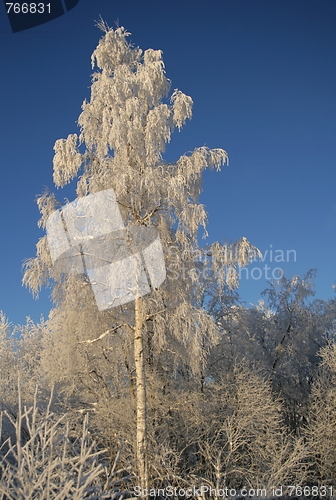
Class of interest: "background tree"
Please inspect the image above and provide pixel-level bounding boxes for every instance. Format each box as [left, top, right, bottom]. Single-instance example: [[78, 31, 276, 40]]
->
[[259, 270, 334, 430], [306, 343, 336, 483], [0, 313, 42, 412], [0, 313, 16, 408], [205, 270, 336, 432]]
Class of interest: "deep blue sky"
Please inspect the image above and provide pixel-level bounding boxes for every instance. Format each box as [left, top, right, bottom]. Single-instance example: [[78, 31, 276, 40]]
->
[[0, 0, 335, 325]]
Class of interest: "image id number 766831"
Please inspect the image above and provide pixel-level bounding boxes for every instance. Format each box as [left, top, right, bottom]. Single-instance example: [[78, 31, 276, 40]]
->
[[6, 3, 51, 14], [286, 486, 333, 497]]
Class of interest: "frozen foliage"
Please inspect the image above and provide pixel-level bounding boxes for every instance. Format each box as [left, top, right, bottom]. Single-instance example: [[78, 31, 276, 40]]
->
[[1, 279, 335, 491], [305, 343, 336, 482], [0, 387, 132, 499], [23, 23, 257, 301], [193, 365, 309, 490], [53, 135, 82, 188], [143, 363, 309, 491], [205, 270, 336, 430], [0, 314, 43, 408], [0, 313, 16, 405]]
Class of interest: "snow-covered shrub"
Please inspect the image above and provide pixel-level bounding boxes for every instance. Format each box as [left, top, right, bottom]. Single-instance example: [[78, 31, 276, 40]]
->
[[305, 343, 336, 484], [0, 387, 133, 499]]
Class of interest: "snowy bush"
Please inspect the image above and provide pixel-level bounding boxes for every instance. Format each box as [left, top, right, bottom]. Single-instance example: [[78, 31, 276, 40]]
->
[[0, 387, 133, 499]]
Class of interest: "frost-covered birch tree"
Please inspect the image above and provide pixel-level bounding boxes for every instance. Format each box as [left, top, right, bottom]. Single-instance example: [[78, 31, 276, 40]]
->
[[23, 21, 259, 489]]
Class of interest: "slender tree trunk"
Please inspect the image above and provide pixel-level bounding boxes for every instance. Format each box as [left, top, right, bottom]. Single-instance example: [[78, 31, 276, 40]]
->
[[134, 296, 148, 491]]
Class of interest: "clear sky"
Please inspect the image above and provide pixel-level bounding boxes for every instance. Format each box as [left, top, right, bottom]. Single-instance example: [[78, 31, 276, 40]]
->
[[0, 0, 335, 325]]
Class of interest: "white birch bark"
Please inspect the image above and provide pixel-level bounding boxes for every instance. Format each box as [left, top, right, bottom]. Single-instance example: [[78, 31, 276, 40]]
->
[[134, 296, 148, 491]]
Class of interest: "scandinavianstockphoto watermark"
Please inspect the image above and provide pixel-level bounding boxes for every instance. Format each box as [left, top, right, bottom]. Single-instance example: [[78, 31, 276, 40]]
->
[[45, 188, 296, 311], [166, 244, 297, 282]]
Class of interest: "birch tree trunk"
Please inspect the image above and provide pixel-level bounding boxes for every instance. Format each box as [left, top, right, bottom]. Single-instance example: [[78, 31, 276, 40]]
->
[[134, 296, 148, 491]]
